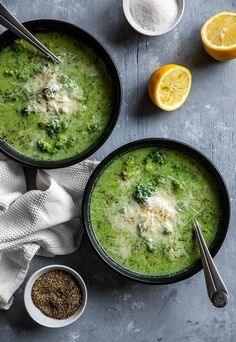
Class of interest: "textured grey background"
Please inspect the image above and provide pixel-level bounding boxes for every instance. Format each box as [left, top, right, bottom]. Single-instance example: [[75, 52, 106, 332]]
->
[[0, 0, 236, 341]]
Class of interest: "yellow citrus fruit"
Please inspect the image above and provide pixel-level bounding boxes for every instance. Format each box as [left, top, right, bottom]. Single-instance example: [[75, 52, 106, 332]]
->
[[201, 12, 236, 61], [148, 64, 192, 112]]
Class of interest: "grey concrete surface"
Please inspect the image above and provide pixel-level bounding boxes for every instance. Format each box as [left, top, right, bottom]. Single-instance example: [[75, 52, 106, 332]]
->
[[0, 0, 236, 341]]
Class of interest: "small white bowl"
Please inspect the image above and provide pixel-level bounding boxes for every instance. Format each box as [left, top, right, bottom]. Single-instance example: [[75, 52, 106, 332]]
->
[[24, 265, 87, 328], [123, 0, 185, 36]]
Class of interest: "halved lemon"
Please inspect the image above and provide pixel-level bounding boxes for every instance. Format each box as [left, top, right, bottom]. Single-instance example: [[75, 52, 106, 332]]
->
[[201, 12, 236, 61], [148, 64, 192, 112]]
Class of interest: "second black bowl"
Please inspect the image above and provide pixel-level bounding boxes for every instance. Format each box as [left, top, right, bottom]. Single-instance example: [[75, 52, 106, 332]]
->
[[83, 138, 230, 284]]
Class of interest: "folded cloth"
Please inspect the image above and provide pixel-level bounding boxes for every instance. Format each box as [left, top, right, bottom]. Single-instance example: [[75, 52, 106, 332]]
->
[[0, 153, 98, 310]]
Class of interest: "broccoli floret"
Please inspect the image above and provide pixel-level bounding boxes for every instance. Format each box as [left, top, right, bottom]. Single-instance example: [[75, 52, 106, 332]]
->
[[15, 70, 29, 82], [172, 177, 184, 192], [58, 74, 71, 85], [37, 141, 52, 153], [33, 65, 43, 75], [143, 149, 167, 165], [5, 68, 29, 82], [3, 91, 18, 103], [150, 172, 166, 187], [86, 122, 101, 133], [67, 136, 76, 147], [119, 156, 137, 180], [55, 135, 76, 150], [137, 223, 157, 252], [171, 162, 190, 173], [133, 184, 154, 204], [55, 135, 67, 150], [45, 118, 68, 137], [58, 74, 78, 90], [12, 39, 28, 52]]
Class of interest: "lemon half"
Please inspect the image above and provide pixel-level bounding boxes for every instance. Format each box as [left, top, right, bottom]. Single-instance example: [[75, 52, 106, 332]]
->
[[201, 12, 236, 61], [148, 64, 192, 112]]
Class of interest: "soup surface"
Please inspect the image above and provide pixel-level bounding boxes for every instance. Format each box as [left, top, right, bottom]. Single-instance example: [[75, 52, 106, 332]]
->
[[0, 32, 113, 160], [90, 146, 221, 276]]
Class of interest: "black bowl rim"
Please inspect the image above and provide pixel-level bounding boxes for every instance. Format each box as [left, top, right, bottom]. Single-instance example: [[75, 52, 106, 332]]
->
[[82, 138, 231, 285], [0, 19, 122, 169]]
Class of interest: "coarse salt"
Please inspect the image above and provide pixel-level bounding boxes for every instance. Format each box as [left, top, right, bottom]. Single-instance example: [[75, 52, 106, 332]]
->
[[130, 0, 179, 34]]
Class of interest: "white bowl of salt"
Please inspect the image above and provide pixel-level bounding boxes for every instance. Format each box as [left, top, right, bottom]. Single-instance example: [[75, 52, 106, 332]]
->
[[123, 0, 185, 36]]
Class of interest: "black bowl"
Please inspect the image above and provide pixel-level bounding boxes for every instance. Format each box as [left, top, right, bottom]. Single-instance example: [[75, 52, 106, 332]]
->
[[83, 138, 230, 284], [0, 20, 122, 168]]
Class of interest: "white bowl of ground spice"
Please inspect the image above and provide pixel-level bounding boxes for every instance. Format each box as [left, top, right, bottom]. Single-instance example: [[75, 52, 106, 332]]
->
[[123, 0, 185, 36], [24, 265, 87, 328]]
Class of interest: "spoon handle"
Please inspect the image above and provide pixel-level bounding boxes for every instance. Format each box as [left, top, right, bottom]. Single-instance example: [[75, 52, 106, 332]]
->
[[0, 3, 61, 64], [194, 221, 228, 308]]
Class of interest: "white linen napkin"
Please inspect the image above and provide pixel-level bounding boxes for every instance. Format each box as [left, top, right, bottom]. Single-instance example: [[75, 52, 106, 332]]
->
[[0, 152, 99, 310]]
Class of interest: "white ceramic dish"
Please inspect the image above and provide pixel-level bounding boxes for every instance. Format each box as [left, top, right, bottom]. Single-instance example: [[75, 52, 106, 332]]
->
[[24, 265, 87, 328], [123, 0, 185, 36]]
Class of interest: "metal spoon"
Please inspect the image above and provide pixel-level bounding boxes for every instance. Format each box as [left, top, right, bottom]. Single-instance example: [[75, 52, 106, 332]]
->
[[193, 220, 228, 308], [0, 3, 61, 64]]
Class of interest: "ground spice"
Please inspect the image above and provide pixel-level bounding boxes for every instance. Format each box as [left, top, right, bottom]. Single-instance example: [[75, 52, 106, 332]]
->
[[31, 270, 83, 320]]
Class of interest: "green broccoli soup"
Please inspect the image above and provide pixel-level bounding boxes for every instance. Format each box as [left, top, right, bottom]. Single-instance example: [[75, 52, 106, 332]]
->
[[90, 147, 221, 276], [0, 32, 113, 160]]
